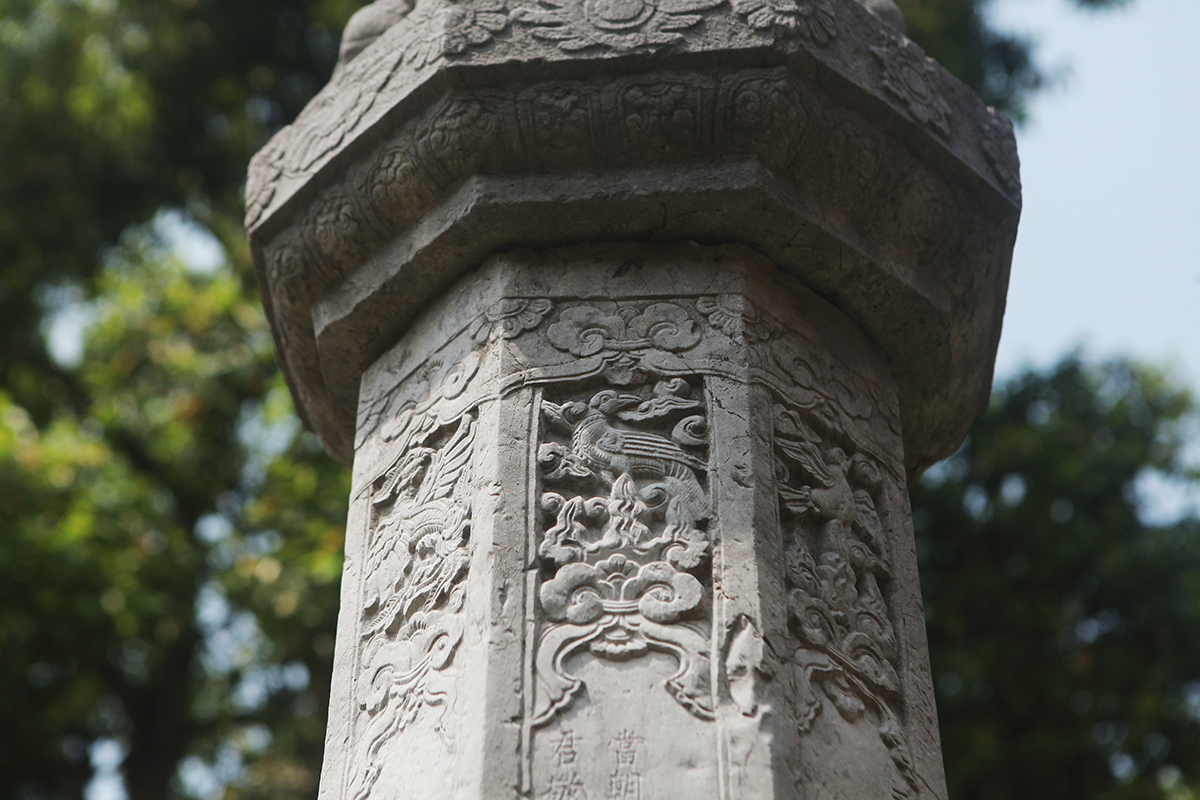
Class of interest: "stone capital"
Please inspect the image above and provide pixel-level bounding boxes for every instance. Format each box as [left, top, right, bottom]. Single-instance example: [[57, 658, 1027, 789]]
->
[[246, 0, 1019, 478]]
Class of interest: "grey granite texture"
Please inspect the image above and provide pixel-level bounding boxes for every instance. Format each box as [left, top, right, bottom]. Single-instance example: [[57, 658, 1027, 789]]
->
[[325, 243, 945, 800], [245, 0, 1021, 479]]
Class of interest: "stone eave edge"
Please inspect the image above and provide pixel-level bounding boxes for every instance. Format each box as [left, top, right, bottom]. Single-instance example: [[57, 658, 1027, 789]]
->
[[244, 0, 1020, 240], [242, 0, 1022, 468]]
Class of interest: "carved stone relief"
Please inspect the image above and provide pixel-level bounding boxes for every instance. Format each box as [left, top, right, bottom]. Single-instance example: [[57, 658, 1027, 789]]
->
[[249, 59, 1003, 474], [509, 295, 724, 800], [348, 410, 478, 799], [869, 33, 952, 138], [764, 327, 904, 458], [533, 378, 714, 725], [773, 402, 919, 798], [731, 0, 837, 45], [244, 0, 1010, 237], [696, 293, 777, 343], [338, 297, 517, 798], [469, 298, 555, 343], [355, 294, 547, 449], [328, 252, 947, 800], [512, 0, 723, 51], [381, 0, 510, 71]]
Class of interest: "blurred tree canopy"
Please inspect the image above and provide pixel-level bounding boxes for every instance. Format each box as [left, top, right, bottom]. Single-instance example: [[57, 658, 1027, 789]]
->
[[0, 0, 1173, 799], [912, 358, 1200, 800]]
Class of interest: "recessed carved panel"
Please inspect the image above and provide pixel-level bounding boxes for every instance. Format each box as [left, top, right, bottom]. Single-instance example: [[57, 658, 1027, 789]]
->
[[533, 378, 714, 725], [773, 402, 919, 798], [349, 410, 478, 799]]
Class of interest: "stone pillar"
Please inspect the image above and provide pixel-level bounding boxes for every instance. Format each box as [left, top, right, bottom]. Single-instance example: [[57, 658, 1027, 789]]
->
[[244, 0, 1019, 797]]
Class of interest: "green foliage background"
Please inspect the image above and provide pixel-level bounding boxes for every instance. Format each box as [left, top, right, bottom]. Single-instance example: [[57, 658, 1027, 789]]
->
[[915, 359, 1200, 800], [3, 0, 1196, 799]]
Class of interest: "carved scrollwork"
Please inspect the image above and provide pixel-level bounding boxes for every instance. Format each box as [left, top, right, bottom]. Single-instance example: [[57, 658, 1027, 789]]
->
[[288, 42, 412, 181], [724, 74, 809, 158], [533, 378, 714, 725], [731, 0, 836, 45], [364, 133, 434, 223], [774, 406, 918, 797], [342, 0, 510, 74], [517, 83, 596, 154], [245, 126, 294, 229], [870, 33, 952, 139], [415, 94, 504, 183], [771, 332, 902, 440], [546, 302, 702, 356], [696, 294, 777, 342], [469, 298, 555, 343], [357, 350, 482, 446], [349, 412, 478, 799], [619, 78, 706, 152], [408, 0, 510, 67], [512, 0, 723, 52]]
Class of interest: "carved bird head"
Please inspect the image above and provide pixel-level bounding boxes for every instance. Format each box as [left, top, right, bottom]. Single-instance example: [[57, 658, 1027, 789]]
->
[[375, 446, 435, 504], [397, 447, 435, 488], [589, 390, 641, 415]]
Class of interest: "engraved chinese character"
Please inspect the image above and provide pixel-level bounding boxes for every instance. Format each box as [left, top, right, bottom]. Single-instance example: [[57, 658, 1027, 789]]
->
[[554, 729, 581, 766], [607, 770, 642, 800], [611, 730, 644, 769], [606, 730, 645, 799], [545, 771, 587, 800]]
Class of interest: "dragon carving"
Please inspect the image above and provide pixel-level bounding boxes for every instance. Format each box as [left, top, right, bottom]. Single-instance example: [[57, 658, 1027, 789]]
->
[[348, 414, 476, 800]]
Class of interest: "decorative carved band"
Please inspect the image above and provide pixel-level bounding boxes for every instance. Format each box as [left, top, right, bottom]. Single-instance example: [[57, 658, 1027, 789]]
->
[[251, 50, 1007, 469], [247, 0, 1000, 234]]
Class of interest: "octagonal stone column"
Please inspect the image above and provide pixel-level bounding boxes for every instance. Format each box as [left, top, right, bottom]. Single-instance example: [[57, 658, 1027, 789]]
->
[[244, 0, 1019, 797]]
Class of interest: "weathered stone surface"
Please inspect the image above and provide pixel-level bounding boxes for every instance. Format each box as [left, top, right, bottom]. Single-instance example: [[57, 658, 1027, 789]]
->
[[323, 243, 944, 800], [247, 0, 1019, 795], [245, 0, 1020, 478]]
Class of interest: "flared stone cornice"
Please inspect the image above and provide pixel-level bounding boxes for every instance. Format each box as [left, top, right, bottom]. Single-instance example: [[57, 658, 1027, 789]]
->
[[246, 0, 1020, 477]]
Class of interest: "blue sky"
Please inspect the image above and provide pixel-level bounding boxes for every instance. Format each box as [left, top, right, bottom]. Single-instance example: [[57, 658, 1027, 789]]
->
[[989, 0, 1200, 525], [991, 0, 1200, 389]]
